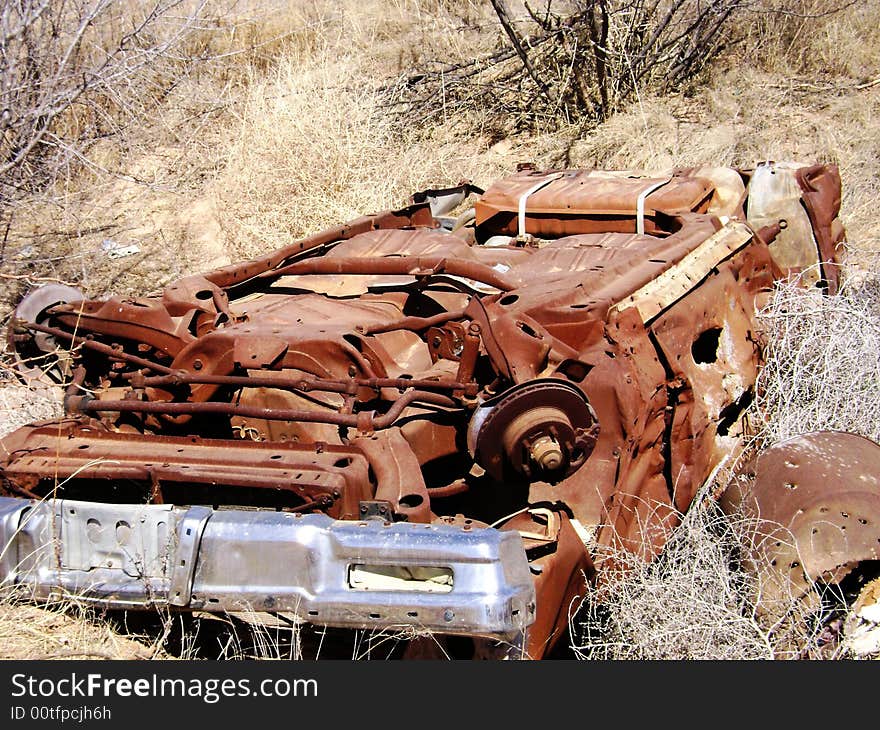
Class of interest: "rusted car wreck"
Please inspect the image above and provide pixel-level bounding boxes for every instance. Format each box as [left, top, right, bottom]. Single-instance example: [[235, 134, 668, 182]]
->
[[2, 161, 877, 658]]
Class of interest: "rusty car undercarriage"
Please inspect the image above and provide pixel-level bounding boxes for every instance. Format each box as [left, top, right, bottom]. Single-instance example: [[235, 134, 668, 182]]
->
[[2, 161, 879, 658]]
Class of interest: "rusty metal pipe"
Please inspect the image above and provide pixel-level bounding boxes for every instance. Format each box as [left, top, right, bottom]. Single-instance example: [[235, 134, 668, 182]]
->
[[202, 205, 434, 289], [264, 256, 516, 292], [16, 320, 174, 374], [426, 479, 470, 499], [63, 365, 88, 408], [363, 309, 467, 335], [67, 390, 457, 430], [130, 372, 475, 395]]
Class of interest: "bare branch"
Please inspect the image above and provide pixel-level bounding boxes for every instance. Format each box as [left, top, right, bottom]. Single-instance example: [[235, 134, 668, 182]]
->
[[488, 0, 556, 104]]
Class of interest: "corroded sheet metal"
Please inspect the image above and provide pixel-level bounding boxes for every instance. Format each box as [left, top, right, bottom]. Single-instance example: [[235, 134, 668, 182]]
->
[[611, 221, 753, 323], [722, 431, 880, 608]]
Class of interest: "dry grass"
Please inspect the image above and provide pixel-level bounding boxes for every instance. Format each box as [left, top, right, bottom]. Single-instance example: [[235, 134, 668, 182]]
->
[[569, 494, 865, 660], [0, 597, 155, 660], [215, 56, 503, 259]]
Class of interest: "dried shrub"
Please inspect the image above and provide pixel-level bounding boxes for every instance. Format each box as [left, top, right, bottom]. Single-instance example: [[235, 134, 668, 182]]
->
[[754, 265, 880, 445], [0, 1, 220, 203], [394, 0, 859, 133], [570, 497, 846, 660]]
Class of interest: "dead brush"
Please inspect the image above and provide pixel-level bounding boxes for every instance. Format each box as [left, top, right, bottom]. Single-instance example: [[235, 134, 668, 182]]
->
[[569, 494, 843, 660], [0, 0, 215, 201], [392, 0, 861, 133], [754, 263, 880, 445]]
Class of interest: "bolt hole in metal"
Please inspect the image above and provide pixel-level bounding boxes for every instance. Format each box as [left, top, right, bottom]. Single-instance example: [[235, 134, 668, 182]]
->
[[398, 494, 424, 509]]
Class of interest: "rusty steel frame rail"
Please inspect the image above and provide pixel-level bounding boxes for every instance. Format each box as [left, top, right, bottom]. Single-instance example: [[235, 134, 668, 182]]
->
[[66, 390, 459, 431]]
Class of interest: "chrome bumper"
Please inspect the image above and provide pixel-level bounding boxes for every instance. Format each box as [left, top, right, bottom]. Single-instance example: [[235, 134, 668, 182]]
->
[[0, 497, 535, 638]]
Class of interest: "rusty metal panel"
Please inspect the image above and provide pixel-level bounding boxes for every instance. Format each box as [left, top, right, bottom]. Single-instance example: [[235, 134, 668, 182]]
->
[[721, 432, 880, 610]]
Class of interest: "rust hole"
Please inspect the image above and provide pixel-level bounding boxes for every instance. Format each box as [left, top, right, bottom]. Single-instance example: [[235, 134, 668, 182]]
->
[[691, 327, 722, 364]]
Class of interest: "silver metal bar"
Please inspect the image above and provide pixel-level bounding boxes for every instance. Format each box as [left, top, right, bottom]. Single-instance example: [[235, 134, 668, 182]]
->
[[0, 497, 535, 638]]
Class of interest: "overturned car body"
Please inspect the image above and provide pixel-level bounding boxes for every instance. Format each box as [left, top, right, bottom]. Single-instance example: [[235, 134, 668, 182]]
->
[[2, 161, 877, 658]]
